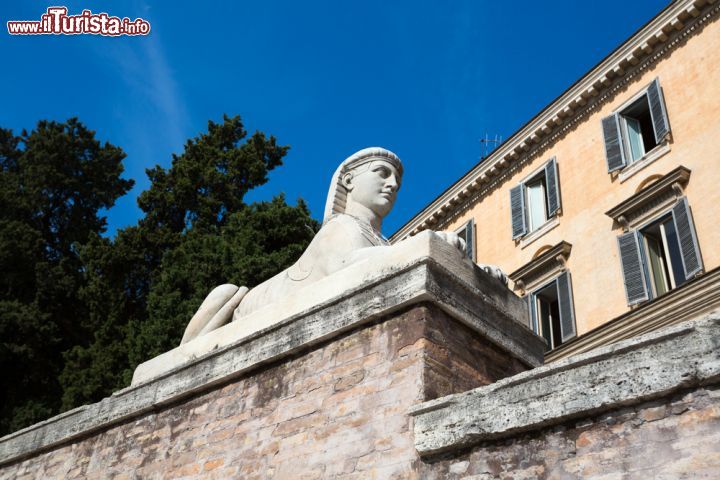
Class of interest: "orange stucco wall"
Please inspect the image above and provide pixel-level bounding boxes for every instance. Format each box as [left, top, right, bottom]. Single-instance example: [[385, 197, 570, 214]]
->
[[446, 15, 720, 336]]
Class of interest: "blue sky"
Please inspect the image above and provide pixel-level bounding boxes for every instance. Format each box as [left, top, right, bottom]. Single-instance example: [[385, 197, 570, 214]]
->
[[2, 1, 670, 237]]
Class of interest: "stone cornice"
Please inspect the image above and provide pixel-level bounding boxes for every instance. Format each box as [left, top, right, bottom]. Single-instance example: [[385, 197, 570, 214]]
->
[[391, 0, 719, 242], [508, 241, 572, 294], [605, 165, 690, 229]]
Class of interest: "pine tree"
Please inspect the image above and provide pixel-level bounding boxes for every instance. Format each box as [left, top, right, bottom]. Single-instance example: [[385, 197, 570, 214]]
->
[[59, 115, 318, 411], [0, 119, 133, 434]]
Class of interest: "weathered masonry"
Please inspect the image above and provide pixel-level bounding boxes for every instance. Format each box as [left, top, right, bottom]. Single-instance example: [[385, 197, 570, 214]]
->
[[0, 233, 543, 478], [2, 1, 720, 478], [411, 313, 720, 478], [0, 233, 718, 478]]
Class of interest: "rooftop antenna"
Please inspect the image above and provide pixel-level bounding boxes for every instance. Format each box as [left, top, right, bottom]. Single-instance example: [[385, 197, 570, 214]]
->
[[479, 133, 502, 160]]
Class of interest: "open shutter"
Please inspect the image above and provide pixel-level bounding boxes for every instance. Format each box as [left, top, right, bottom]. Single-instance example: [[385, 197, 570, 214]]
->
[[510, 184, 526, 239], [544, 157, 561, 216], [556, 272, 576, 343], [526, 294, 538, 333], [617, 231, 649, 305], [465, 218, 475, 261], [671, 197, 703, 279], [647, 78, 670, 144], [602, 114, 626, 172]]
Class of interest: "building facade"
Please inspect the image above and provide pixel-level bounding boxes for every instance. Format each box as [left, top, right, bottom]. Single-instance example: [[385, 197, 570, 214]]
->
[[391, 0, 720, 361], [2, 1, 719, 475]]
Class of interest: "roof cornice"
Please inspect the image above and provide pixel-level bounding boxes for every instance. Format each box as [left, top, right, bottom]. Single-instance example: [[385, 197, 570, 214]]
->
[[391, 0, 719, 242]]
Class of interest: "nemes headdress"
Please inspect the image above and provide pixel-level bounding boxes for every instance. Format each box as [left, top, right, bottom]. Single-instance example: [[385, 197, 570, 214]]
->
[[323, 147, 403, 224]]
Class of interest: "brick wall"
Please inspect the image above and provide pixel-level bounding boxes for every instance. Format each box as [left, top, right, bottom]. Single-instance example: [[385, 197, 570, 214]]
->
[[4, 271, 714, 479], [0, 304, 527, 480]]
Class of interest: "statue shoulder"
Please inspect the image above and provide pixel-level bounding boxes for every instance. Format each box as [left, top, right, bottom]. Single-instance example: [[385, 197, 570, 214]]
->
[[320, 214, 366, 238], [323, 214, 381, 246], [286, 215, 356, 281]]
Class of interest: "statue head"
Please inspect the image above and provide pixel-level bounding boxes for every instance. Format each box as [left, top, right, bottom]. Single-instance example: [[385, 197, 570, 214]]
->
[[323, 147, 403, 224]]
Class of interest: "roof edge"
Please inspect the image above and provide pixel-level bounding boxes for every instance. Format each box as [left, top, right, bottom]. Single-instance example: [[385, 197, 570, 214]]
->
[[392, 0, 717, 241]]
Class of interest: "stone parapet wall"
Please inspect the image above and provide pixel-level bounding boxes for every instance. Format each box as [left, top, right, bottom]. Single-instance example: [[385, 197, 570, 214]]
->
[[411, 311, 720, 478], [0, 232, 543, 472], [1, 231, 717, 479], [0, 304, 528, 480], [419, 385, 720, 479]]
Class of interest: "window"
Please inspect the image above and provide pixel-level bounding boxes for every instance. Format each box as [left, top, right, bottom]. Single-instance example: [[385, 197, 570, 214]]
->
[[526, 178, 547, 232], [455, 218, 475, 261], [602, 78, 670, 173], [620, 97, 657, 163], [509, 241, 575, 352], [527, 272, 576, 351], [510, 157, 561, 239], [617, 197, 703, 305], [641, 215, 684, 296]]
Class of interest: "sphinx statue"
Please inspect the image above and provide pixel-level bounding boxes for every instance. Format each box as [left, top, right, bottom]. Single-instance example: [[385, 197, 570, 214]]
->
[[181, 147, 501, 345]]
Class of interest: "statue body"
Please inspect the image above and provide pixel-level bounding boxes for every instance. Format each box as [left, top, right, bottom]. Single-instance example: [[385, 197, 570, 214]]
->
[[181, 147, 486, 344], [234, 213, 388, 319]]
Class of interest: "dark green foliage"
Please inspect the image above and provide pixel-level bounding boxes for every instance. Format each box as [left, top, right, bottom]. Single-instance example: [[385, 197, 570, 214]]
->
[[59, 229, 149, 408], [128, 195, 317, 364], [57, 115, 318, 415], [223, 195, 317, 288], [137, 114, 287, 235], [1, 114, 316, 433], [0, 120, 133, 434]]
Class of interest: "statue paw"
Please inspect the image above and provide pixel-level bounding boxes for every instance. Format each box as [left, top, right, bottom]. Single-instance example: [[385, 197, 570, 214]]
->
[[478, 264, 508, 286], [434, 231, 467, 253]]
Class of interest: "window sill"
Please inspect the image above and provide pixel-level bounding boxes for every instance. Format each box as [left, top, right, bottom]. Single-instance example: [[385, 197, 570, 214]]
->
[[519, 216, 560, 250], [617, 141, 671, 183]]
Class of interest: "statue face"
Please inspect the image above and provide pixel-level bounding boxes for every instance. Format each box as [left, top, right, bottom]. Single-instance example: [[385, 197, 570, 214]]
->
[[345, 160, 402, 218]]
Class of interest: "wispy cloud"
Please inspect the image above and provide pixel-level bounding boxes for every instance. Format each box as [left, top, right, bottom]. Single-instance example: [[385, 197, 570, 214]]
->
[[89, 0, 189, 165], [87, 3, 190, 235], [94, 35, 189, 150], [140, 36, 188, 150]]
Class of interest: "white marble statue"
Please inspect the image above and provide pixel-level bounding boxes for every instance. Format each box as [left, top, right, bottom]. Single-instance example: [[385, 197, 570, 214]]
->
[[181, 147, 502, 344]]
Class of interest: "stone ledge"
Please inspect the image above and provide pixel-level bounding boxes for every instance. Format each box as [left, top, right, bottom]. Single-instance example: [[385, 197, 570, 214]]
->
[[409, 309, 720, 457], [0, 232, 545, 466]]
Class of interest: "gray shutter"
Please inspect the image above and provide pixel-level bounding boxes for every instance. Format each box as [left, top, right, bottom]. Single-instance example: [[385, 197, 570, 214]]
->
[[602, 114, 626, 172], [526, 294, 538, 333], [617, 231, 649, 305], [510, 184, 526, 239], [556, 272, 576, 343], [465, 218, 475, 261], [544, 157, 561, 216], [647, 78, 670, 144], [671, 197, 703, 279]]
